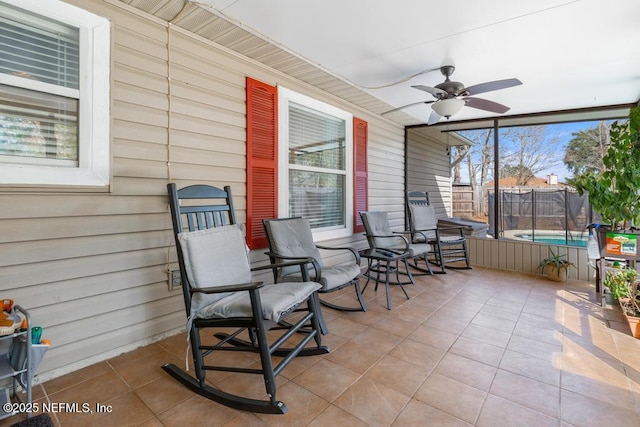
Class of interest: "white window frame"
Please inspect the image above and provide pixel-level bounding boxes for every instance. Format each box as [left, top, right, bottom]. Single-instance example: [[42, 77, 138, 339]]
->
[[0, 0, 110, 187], [278, 86, 354, 241]]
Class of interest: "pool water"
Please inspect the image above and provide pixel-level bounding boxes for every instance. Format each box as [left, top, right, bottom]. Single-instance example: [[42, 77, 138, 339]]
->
[[515, 233, 587, 247]]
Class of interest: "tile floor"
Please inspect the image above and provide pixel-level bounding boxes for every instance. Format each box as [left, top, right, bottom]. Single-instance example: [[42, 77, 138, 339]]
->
[[3, 266, 640, 426]]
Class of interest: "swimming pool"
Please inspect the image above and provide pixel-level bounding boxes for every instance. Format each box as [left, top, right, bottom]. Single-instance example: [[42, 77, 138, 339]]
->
[[514, 232, 587, 247]]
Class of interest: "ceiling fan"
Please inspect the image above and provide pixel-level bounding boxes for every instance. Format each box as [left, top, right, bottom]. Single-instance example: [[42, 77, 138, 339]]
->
[[382, 65, 522, 124]]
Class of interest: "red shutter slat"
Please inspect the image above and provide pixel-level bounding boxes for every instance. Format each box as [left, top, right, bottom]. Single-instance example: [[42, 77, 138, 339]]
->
[[353, 117, 368, 233], [246, 77, 278, 249]]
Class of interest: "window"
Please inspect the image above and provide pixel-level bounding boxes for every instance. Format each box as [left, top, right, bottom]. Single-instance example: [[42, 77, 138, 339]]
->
[[0, 0, 110, 187], [245, 78, 367, 249], [278, 87, 353, 240]]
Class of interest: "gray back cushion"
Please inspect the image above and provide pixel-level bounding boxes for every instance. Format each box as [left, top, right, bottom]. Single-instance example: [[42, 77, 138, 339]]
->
[[266, 218, 323, 276], [410, 204, 437, 230], [178, 225, 251, 317], [361, 211, 405, 249]]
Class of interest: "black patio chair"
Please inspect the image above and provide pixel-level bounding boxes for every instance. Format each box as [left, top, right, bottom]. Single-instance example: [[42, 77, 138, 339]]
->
[[360, 210, 432, 276], [406, 190, 471, 273], [263, 217, 367, 313], [164, 183, 328, 414]]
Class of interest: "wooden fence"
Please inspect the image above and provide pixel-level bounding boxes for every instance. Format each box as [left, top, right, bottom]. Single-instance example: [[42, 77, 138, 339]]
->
[[452, 186, 484, 218]]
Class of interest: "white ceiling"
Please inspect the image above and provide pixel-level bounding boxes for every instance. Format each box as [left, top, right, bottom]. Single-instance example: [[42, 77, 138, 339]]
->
[[200, 0, 640, 125]]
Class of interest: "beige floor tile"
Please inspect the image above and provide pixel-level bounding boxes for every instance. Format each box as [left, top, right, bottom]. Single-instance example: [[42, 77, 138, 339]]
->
[[157, 394, 240, 426], [513, 320, 563, 346], [489, 369, 560, 418], [333, 377, 411, 427], [364, 354, 430, 396], [499, 349, 562, 387], [134, 375, 195, 414], [506, 335, 562, 362], [461, 323, 512, 348], [560, 371, 636, 411], [392, 399, 472, 427], [370, 314, 419, 338], [291, 359, 360, 402], [449, 336, 505, 367], [28, 267, 640, 426], [387, 337, 446, 371], [476, 394, 559, 427], [255, 381, 330, 426], [407, 324, 459, 351], [470, 312, 517, 334], [560, 389, 640, 427], [414, 372, 486, 424], [307, 405, 369, 427], [324, 316, 369, 339], [110, 348, 184, 388], [434, 352, 497, 391], [324, 339, 384, 374], [351, 327, 403, 354]]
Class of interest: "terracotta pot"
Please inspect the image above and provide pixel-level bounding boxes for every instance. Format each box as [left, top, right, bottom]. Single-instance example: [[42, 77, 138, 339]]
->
[[543, 265, 568, 282], [618, 298, 640, 338], [624, 313, 640, 338]]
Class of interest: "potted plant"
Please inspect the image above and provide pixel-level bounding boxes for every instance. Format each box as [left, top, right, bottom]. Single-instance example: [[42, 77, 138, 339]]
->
[[537, 249, 575, 282], [603, 266, 638, 302], [617, 274, 640, 338], [568, 105, 640, 231]]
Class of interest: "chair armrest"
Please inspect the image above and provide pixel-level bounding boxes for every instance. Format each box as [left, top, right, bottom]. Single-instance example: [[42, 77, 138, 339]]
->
[[315, 244, 361, 264], [255, 255, 322, 283], [191, 281, 265, 294], [412, 228, 438, 243], [366, 233, 410, 252]]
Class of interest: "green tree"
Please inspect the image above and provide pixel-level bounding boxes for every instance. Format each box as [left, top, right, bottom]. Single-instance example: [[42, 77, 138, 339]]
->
[[567, 106, 640, 228], [563, 122, 609, 175]]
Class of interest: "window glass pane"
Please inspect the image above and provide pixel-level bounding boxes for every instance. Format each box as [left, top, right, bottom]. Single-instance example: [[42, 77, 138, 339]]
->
[[0, 3, 79, 89], [289, 170, 345, 229], [289, 102, 345, 170], [0, 84, 78, 162]]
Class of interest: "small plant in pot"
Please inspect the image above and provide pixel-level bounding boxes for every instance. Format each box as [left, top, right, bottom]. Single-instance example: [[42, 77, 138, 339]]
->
[[603, 267, 638, 302], [618, 275, 640, 338], [537, 249, 575, 282]]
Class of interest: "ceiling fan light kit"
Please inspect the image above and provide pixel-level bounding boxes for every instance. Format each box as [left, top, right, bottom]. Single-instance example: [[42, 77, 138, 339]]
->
[[431, 98, 465, 118], [383, 65, 522, 123]]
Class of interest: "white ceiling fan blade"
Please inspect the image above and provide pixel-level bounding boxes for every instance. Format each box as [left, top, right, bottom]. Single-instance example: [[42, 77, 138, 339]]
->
[[428, 110, 441, 125], [411, 85, 447, 98], [381, 100, 435, 115]]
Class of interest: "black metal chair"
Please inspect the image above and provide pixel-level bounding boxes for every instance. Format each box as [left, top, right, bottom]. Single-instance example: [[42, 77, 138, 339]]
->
[[164, 183, 329, 414], [263, 217, 367, 313], [359, 210, 432, 276], [406, 190, 471, 273]]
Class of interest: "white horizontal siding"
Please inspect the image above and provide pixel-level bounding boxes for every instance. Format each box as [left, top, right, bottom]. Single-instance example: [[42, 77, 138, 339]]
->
[[406, 127, 453, 222], [0, 0, 407, 379]]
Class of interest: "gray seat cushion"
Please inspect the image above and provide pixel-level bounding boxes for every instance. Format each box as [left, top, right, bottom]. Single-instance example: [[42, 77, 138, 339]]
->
[[361, 211, 408, 248], [283, 262, 361, 291], [265, 218, 324, 276], [179, 224, 320, 321], [199, 281, 321, 321], [408, 242, 431, 257]]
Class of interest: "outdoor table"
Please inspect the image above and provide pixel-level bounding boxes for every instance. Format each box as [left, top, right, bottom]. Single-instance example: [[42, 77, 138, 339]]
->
[[359, 248, 414, 309]]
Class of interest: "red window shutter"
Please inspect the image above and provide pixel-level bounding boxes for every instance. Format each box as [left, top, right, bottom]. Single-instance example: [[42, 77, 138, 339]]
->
[[246, 77, 277, 249], [353, 117, 368, 233]]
